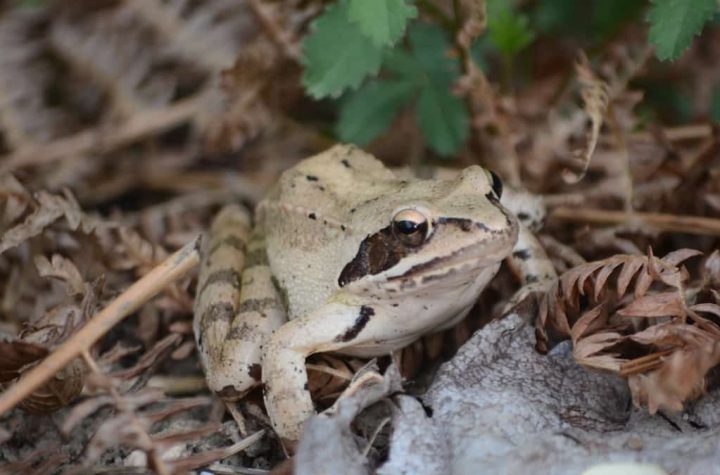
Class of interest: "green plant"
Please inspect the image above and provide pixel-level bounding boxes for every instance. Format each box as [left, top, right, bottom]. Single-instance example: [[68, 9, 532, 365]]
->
[[301, 0, 720, 157], [303, 0, 537, 156], [647, 0, 718, 61]]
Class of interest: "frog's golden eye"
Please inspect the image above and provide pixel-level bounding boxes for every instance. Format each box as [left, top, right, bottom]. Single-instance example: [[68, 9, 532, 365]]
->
[[392, 209, 429, 247]]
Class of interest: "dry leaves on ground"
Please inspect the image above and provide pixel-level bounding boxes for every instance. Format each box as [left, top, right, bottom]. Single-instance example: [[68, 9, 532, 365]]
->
[[538, 248, 720, 413]]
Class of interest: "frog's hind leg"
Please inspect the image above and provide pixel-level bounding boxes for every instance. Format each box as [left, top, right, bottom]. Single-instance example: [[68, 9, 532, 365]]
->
[[194, 205, 286, 400]]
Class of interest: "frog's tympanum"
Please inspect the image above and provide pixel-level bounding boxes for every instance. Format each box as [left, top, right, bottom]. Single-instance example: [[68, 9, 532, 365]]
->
[[193, 144, 555, 443]]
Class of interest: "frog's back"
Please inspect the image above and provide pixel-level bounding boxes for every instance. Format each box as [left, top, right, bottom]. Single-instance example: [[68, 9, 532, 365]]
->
[[268, 144, 396, 213], [259, 145, 398, 319]]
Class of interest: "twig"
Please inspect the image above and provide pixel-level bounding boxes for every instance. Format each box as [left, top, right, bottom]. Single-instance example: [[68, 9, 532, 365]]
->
[[0, 236, 201, 416], [606, 103, 633, 211], [631, 124, 713, 142], [82, 350, 171, 475], [0, 96, 203, 174], [245, 0, 301, 61], [169, 430, 265, 473], [619, 349, 674, 377], [550, 207, 720, 236]]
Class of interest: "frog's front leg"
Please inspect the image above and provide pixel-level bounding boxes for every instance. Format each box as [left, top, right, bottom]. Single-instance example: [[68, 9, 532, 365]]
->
[[194, 205, 286, 399], [262, 301, 377, 443], [500, 189, 557, 308]]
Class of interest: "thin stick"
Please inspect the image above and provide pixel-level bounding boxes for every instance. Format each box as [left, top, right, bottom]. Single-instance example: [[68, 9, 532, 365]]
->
[[631, 124, 713, 142], [0, 97, 202, 174], [0, 236, 202, 416], [551, 207, 720, 236]]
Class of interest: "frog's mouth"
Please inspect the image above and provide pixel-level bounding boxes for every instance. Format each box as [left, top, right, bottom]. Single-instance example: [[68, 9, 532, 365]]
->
[[383, 237, 513, 286], [338, 214, 517, 289]]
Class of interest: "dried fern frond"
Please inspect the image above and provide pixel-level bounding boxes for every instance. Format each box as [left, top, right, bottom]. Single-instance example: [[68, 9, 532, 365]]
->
[[49, 8, 178, 116], [562, 53, 609, 184], [127, 0, 256, 73], [0, 9, 75, 149], [538, 248, 720, 413]]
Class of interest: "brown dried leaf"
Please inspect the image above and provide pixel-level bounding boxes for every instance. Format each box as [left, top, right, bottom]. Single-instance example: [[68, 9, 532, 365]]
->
[[704, 250, 720, 288], [0, 339, 48, 382], [61, 395, 115, 434], [34, 254, 86, 296], [0, 336, 84, 413], [629, 344, 720, 414], [572, 331, 624, 371], [570, 304, 606, 345], [662, 248, 703, 267], [562, 53, 609, 184], [112, 227, 168, 273], [0, 174, 31, 230], [633, 265, 654, 299], [111, 333, 182, 379], [628, 322, 713, 347], [690, 303, 720, 319], [593, 260, 623, 300], [18, 358, 85, 414], [0, 191, 66, 254], [617, 291, 684, 318], [616, 257, 645, 297]]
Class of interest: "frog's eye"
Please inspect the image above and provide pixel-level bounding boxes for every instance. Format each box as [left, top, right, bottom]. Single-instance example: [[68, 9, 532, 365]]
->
[[392, 209, 429, 247], [489, 170, 503, 199]]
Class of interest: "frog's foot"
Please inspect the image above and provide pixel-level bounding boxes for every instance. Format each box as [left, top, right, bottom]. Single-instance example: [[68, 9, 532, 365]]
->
[[262, 302, 380, 444], [503, 279, 554, 317]]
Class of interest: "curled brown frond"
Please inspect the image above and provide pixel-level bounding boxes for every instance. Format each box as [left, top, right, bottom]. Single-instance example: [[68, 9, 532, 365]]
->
[[538, 248, 720, 413], [562, 53, 609, 184]]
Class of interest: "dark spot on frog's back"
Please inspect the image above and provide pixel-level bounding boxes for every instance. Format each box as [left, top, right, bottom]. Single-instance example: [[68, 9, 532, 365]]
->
[[248, 363, 262, 381], [306, 175, 319, 182], [308, 213, 317, 220], [341, 159, 351, 168], [336, 306, 374, 342]]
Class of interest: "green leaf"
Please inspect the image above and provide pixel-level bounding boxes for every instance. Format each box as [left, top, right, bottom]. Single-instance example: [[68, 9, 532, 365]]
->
[[711, 86, 720, 123], [347, 0, 417, 46], [406, 23, 459, 86], [487, 0, 535, 57], [385, 23, 468, 156], [302, 1, 384, 99], [415, 84, 469, 156], [337, 80, 416, 145], [648, 0, 717, 61]]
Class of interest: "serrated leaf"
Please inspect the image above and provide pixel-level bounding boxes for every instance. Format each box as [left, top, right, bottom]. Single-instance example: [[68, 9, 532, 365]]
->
[[712, 86, 720, 123], [347, 0, 417, 46], [487, 1, 535, 57], [302, 1, 384, 98], [415, 85, 469, 156], [648, 0, 717, 61], [406, 23, 459, 86], [382, 49, 425, 78], [337, 79, 416, 145]]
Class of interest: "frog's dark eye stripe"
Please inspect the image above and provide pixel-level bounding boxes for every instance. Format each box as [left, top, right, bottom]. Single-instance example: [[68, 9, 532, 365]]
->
[[338, 209, 431, 287], [489, 170, 503, 199], [391, 209, 429, 247]]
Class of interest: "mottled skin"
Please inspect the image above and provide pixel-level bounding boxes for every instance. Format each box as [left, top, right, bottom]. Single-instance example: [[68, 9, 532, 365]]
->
[[193, 144, 555, 443]]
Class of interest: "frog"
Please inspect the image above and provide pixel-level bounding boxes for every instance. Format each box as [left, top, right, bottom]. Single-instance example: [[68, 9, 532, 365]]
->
[[193, 144, 556, 445]]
